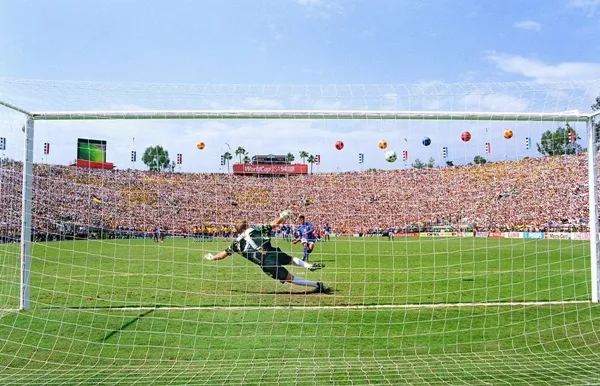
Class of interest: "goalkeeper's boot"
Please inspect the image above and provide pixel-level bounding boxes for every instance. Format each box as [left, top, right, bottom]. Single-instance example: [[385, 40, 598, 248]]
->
[[314, 282, 332, 294], [308, 263, 325, 272]]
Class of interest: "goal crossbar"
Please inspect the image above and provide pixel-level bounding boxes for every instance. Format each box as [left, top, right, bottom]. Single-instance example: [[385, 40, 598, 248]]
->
[[26, 109, 591, 121]]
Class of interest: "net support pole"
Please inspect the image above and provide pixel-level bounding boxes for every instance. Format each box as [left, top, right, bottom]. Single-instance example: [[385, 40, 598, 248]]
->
[[20, 117, 34, 311], [588, 117, 599, 303]]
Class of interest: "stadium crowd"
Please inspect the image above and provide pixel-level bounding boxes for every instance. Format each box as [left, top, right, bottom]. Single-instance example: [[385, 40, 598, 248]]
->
[[0, 153, 592, 240]]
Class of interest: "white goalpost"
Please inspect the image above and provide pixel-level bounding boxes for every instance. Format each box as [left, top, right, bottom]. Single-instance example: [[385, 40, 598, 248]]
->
[[588, 112, 600, 305], [1, 79, 600, 384]]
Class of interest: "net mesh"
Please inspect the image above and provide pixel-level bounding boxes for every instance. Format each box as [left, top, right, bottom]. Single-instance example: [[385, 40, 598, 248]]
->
[[0, 78, 598, 113], [0, 79, 599, 385]]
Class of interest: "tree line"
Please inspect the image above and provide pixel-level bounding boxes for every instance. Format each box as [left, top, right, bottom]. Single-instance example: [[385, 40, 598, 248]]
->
[[141, 146, 320, 173]]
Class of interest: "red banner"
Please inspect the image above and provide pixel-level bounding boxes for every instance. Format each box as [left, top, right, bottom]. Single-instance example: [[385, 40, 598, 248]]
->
[[392, 232, 419, 237], [76, 160, 114, 170], [233, 163, 308, 175]]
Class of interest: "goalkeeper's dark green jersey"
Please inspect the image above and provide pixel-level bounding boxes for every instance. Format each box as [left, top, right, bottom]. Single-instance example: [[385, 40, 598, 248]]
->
[[225, 225, 274, 264]]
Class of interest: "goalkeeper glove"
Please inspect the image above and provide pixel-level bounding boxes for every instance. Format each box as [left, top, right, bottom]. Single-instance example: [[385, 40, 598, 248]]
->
[[279, 209, 292, 219], [203, 253, 215, 261]]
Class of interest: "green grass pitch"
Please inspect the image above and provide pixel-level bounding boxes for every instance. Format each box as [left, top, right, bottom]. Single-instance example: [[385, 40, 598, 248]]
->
[[0, 237, 599, 385]]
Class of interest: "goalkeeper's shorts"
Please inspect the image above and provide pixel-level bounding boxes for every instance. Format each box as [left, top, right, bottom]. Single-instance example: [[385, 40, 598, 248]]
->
[[261, 248, 293, 282]]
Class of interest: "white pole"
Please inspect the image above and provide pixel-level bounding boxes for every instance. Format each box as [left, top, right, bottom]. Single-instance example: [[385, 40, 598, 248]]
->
[[0, 148, 4, 205], [20, 117, 34, 311], [0, 153, 3, 234], [587, 117, 599, 303], [30, 110, 589, 122]]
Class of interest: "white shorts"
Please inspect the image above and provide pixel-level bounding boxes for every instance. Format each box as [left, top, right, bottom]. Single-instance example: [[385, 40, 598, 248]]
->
[[301, 238, 315, 245]]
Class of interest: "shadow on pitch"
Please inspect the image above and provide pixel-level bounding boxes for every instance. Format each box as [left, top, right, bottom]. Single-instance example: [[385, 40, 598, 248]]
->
[[100, 308, 155, 343], [230, 287, 336, 295]]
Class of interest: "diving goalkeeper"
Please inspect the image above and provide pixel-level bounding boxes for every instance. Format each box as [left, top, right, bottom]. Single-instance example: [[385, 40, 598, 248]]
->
[[203, 209, 330, 293]]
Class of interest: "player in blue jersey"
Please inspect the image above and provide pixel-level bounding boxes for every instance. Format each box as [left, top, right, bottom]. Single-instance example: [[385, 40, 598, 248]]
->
[[153, 227, 163, 243], [323, 224, 331, 241], [292, 215, 317, 262], [387, 226, 394, 241]]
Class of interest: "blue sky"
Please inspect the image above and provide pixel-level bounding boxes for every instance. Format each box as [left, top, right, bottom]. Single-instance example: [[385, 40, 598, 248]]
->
[[1, 0, 600, 172]]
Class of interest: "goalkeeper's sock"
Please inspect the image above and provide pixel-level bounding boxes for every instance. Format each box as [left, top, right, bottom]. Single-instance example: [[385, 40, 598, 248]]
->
[[292, 257, 311, 268], [291, 275, 319, 288]]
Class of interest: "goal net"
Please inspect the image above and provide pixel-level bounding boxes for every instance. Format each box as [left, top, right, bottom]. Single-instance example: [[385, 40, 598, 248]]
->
[[1, 79, 600, 385]]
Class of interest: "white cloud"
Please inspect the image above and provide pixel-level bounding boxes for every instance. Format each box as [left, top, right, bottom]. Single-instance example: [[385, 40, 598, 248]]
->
[[293, 0, 344, 19], [566, 0, 600, 15], [513, 20, 542, 32], [485, 52, 600, 82]]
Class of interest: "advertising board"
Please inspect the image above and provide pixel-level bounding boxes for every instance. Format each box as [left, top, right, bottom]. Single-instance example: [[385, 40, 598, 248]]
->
[[233, 163, 308, 175], [545, 232, 572, 240], [420, 232, 457, 237], [571, 233, 590, 240], [503, 232, 523, 239], [523, 232, 545, 240]]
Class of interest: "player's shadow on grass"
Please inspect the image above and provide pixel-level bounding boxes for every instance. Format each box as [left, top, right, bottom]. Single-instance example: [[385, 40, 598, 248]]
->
[[100, 308, 155, 343], [230, 288, 336, 295]]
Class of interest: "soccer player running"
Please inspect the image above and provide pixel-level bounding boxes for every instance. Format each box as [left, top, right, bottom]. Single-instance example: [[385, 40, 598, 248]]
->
[[292, 215, 317, 262], [203, 209, 330, 293]]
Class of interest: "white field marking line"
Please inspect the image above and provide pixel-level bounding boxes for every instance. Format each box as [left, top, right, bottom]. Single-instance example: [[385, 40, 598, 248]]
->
[[63, 269, 584, 278], [31, 300, 593, 312]]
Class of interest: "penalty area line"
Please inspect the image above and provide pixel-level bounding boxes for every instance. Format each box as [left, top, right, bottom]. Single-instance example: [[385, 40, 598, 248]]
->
[[38, 300, 592, 312]]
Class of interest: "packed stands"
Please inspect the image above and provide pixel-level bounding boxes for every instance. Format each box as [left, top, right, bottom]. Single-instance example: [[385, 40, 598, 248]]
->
[[0, 153, 591, 240]]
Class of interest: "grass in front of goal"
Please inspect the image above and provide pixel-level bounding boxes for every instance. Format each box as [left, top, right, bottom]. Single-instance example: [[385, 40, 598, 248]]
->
[[1, 237, 599, 385]]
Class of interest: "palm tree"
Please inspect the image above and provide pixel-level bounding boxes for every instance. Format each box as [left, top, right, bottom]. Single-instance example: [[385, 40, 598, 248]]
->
[[235, 146, 247, 163], [307, 154, 316, 174], [299, 150, 309, 164], [286, 152, 295, 163], [224, 151, 233, 172], [243, 155, 251, 164]]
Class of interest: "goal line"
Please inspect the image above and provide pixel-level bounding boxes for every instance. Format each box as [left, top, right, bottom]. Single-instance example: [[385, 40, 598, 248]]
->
[[29, 300, 592, 313]]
